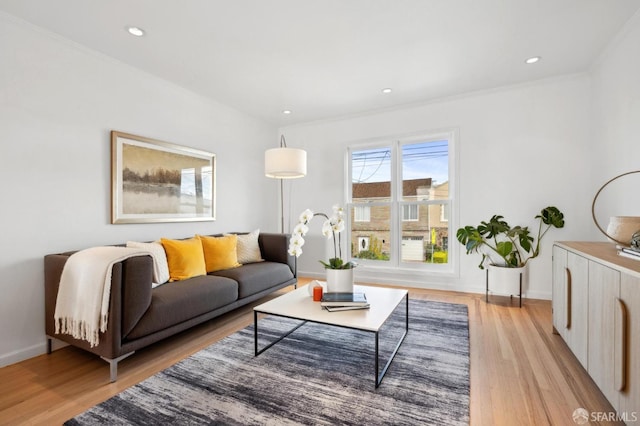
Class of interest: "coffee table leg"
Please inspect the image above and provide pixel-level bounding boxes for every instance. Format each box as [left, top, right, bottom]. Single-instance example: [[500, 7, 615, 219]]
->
[[375, 332, 380, 386], [254, 310, 259, 356], [375, 293, 409, 388], [405, 292, 409, 331], [254, 311, 307, 356]]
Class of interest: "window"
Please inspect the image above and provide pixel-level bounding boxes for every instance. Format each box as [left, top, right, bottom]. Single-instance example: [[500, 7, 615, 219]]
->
[[348, 131, 455, 270], [402, 204, 419, 221], [440, 203, 449, 222], [354, 205, 371, 222], [357, 236, 370, 252]]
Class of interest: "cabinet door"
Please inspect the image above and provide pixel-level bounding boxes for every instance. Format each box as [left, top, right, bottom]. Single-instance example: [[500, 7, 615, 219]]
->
[[618, 273, 640, 415], [588, 261, 621, 408], [552, 245, 567, 337], [566, 252, 589, 368], [552, 246, 589, 367]]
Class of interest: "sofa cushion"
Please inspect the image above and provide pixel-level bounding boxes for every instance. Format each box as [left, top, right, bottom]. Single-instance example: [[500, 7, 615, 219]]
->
[[198, 234, 241, 272], [210, 261, 294, 298], [161, 237, 207, 281], [125, 275, 238, 340], [231, 229, 264, 264]]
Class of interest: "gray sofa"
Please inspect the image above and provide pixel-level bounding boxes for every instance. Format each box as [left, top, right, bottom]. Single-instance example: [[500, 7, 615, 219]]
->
[[44, 233, 296, 381]]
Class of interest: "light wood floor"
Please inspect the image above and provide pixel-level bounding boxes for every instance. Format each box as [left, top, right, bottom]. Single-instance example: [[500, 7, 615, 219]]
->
[[0, 278, 620, 425]]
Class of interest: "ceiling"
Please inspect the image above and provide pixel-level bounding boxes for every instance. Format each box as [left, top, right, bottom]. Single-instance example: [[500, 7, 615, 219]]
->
[[1, 0, 639, 126]]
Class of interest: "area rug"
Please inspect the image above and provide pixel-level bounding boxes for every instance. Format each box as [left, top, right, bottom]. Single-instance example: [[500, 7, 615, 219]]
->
[[66, 299, 470, 425]]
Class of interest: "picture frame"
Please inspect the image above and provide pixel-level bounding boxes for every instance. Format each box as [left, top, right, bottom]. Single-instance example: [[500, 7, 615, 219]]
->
[[111, 131, 216, 224]]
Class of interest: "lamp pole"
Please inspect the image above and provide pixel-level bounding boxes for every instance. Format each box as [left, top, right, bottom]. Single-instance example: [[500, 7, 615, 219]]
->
[[264, 135, 307, 234], [280, 178, 285, 233]]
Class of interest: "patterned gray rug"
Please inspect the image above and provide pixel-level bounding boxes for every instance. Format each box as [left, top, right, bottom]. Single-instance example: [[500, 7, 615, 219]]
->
[[66, 299, 469, 425]]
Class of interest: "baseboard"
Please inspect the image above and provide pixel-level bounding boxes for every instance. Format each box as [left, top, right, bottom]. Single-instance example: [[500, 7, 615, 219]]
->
[[298, 270, 552, 300], [0, 341, 47, 368], [0, 337, 69, 368]]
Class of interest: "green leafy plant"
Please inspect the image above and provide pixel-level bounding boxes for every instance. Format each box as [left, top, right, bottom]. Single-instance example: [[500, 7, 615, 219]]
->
[[355, 250, 378, 260], [456, 206, 565, 269]]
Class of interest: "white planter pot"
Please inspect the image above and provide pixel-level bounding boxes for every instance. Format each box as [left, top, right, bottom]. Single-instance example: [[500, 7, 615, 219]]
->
[[487, 264, 528, 296], [325, 268, 354, 293]]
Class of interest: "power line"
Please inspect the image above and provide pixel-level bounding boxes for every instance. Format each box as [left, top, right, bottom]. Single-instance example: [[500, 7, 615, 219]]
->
[[354, 150, 390, 183], [351, 142, 449, 183]]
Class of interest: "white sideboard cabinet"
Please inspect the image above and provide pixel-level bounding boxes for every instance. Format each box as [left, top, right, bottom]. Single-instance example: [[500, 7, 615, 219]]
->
[[553, 242, 640, 418]]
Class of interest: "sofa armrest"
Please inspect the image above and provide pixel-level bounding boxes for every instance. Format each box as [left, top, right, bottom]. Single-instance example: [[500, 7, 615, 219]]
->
[[120, 255, 154, 337], [258, 233, 296, 277], [44, 252, 154, 358], [44, 253, 72, 338], [44, 252, 123, 358]]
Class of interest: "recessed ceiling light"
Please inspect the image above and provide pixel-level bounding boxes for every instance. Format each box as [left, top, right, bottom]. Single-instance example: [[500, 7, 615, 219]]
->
[[127, 26, 145, 37], [382, 88, 393, 94], [282, 110, 292, 115], [525, 56, 541, 64]]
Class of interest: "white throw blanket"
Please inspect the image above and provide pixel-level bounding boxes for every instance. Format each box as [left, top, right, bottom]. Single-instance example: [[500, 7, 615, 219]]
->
[[54, 246, 148, 347]]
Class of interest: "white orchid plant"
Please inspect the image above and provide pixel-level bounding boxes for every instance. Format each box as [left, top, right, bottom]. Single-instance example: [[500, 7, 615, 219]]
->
[[288, 204, 356, 270]]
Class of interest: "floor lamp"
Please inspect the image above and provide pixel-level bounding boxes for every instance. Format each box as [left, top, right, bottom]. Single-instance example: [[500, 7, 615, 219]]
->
[[265, 135, 307, 232]]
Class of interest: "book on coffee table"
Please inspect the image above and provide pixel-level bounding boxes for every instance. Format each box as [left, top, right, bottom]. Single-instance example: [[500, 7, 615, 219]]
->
[[324, 304, 370, 312], [321, 292, 368, 307]]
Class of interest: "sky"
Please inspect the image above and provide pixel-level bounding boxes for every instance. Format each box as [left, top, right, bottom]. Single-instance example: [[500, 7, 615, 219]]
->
[[351, 140, 449, 185]]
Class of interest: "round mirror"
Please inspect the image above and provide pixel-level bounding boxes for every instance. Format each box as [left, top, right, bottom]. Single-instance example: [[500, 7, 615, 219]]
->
[[591, 170, 640, 246]]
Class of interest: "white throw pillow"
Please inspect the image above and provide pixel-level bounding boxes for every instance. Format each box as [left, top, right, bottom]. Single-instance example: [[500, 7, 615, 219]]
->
[[126, 241, 170, 286], [232, 230, 263, 264]]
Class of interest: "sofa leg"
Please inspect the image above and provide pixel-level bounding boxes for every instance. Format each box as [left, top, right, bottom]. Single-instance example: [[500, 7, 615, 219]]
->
[[101, 351, 135, 382], [46, 336, 53, 354]]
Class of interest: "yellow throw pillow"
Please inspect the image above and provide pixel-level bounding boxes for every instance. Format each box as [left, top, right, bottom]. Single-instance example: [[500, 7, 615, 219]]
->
[[198, 234, 242, 272], [160, 237, 206, 282]]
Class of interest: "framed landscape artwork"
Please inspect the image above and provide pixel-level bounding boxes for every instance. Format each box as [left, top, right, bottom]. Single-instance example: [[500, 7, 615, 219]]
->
[[111, 131, 216, 224]]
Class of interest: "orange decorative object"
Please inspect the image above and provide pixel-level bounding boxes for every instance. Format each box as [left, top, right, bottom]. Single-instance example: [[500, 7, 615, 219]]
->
[[313, 285, 323, 302]]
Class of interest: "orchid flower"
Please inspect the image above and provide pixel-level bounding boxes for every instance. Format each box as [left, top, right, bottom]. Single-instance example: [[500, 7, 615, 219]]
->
[[288, 205, 356, 270]]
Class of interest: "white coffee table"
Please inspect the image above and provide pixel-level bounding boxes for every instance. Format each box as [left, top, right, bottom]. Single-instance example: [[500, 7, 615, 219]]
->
[[253, 284, 409, 387]]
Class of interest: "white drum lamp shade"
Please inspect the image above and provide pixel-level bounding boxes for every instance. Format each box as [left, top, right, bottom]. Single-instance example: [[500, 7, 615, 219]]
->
[[265, 147, 307, 179]]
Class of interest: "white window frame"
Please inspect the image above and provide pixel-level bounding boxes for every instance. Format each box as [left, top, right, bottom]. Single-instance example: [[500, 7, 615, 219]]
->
[[345, 129, 458, 276]]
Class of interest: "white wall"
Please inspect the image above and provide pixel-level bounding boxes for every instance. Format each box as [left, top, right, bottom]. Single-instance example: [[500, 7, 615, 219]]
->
[[3, 7, 639, 368], [280, 75, 593, 299], [0, 13, 278, 367], [589, 12, 640, 226]]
